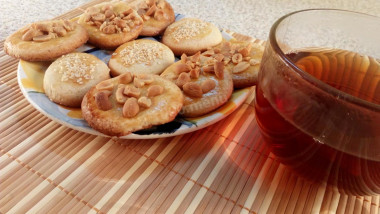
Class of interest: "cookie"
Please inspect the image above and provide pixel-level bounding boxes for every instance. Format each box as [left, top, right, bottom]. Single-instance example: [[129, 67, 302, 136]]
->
[[4, 20, 88, 61], [43, 53, 110, 107], [128, 0, 175, 36], [161, 51, 233, 117], [81, 72, 183, 136], [78, 1, 143, 49], [108, 39, 174, 76], [209, 40, 264, 88], [161, 18, 223, 56]]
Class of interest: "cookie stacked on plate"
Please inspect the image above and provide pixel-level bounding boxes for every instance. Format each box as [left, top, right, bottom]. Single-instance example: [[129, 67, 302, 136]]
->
[[4, 0, 264, 137]]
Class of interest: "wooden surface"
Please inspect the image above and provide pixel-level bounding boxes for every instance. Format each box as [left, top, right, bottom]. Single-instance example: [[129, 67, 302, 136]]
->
[[1, 0, 380, 213]]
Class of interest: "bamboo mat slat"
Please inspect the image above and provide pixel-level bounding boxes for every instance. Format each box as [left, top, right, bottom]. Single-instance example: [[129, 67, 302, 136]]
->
[[1, 0, 379, 213]]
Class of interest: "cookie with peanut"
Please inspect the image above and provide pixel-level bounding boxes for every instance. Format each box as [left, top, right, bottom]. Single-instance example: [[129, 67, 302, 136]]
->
[[127, 0, 175, 36], [78, 1, 143, 49], [161, 51, 233, 117], [81, 72, 183, 136], [210, 39, 264, 88], [4, 20, 88, 61]]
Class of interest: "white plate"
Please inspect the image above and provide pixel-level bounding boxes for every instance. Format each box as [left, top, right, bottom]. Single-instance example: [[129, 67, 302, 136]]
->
[[17, 18, 251, 139]]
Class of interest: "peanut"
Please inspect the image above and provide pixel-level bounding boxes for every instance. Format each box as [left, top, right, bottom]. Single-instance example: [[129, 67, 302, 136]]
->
[[123, 97, 139, 118], [147, 85, 164, 97], [115, 85, 127, 104], [124, 85, 141, 98], [232, 53, 243, 64], [214, 61, 224, 79], [183, 82, 203, 98], [145, 4, 156, 16], [96, 80, 114, 91], [91, 13, 106, 22], [119, 72, 133, 84], [190, 68, 200, 79], [201, 79, 216, 93], [53, 26, 67, 36], [102, 25, 116, 34], [176, 72, 191, 88], [105, 9, 114, 18], [138, 96, 152, 108], [33, 33, 54, 42], [238, 47, 250, 57], [95, 91, 112, 111], [22, 29, 43, 41], [233, 61, 250, 74]]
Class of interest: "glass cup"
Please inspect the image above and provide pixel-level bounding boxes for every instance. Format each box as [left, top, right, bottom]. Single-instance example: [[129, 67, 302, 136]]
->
[[255, 9, 380, 195]]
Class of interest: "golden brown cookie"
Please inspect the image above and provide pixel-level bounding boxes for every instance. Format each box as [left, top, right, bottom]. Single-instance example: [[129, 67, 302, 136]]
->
[[81, 72, 183, 136], [209, 40, 264, 88], [161, 18, 223, 56], [161, 52, 233, 117], [43, 53, 110, 107], [127, 0, 175, 36], [4, 20, 88, 61], [78, 1, 143, 49], [108, 39, 174, 76]]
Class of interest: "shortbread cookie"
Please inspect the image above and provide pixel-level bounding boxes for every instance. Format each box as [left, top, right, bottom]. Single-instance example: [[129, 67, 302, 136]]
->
[[128, 0, 175, 36], [162, 18, 222, 56], [209, 40, 264, 88], [161, 52, 233, 117], [108, 39, 174, 76], [4, 20, 88, 61], [43, 53, 110, 107], [78, 1, 143, 49], [82, 72, 183, 136]]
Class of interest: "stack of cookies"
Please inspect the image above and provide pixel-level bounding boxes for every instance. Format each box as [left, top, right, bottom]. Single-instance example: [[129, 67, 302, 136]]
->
[[4, 0, 264, 137]]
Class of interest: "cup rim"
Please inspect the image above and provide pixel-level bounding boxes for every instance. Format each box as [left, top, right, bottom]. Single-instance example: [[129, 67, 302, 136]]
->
[[269, 8, 380, 112]]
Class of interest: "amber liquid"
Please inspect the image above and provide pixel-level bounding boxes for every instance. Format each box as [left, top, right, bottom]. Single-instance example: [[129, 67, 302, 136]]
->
[[255, 48, 380, 195]]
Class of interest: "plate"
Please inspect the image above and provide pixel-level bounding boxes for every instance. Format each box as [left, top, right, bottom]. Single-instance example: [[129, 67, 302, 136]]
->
[[17, 16, 251, 139]]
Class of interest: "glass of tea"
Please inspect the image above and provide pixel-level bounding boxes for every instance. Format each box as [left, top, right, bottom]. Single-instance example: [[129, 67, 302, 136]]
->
[[255, 9, 380, 195]]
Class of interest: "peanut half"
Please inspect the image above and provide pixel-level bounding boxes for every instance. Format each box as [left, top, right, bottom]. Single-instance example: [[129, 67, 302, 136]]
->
[[123, 97, 139, 118]]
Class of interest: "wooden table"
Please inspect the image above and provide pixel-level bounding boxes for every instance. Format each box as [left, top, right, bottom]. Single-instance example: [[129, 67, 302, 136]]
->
[[1, 0, 379, 213]]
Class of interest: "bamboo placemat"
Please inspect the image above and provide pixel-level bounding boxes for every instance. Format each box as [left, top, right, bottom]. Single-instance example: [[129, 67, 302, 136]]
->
[[1, 1, 380, 213]]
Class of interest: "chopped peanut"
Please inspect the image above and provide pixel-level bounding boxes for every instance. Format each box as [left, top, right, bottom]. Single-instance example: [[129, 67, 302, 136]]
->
[[190, 68, 200, 79], [116, 85, 127, 104], [214, 61, 224, 79], [138, 97, 152, 108], [124, 85, 141, 98]]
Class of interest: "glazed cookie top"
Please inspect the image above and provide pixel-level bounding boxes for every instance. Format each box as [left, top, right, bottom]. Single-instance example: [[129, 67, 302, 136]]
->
[[162, 18, 222, 56], [108, 39, 175, 76]]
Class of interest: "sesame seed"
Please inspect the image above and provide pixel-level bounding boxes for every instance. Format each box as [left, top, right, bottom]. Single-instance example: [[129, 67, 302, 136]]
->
[[119, 41, 163, 66], [58, 54, 96, 84], [172, 20, 208, 42]]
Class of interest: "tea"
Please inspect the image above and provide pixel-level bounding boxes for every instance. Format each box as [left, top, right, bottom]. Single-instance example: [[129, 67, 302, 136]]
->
[[255, 48, 380, 195]]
